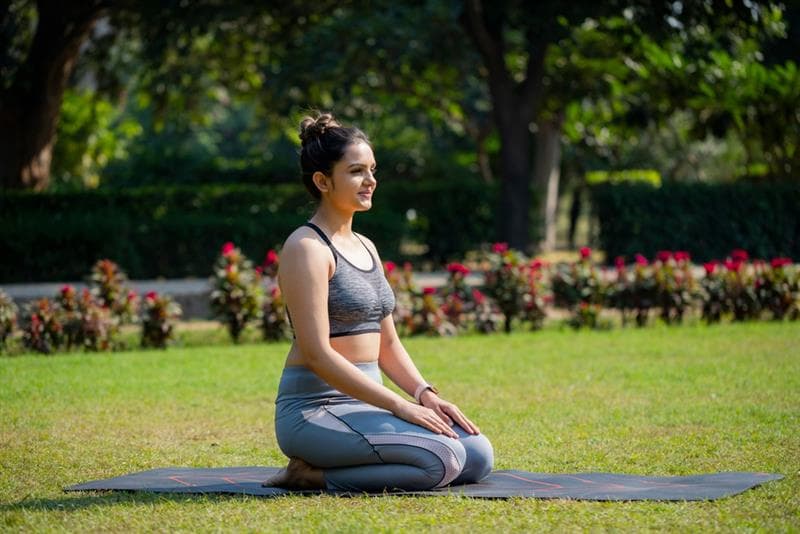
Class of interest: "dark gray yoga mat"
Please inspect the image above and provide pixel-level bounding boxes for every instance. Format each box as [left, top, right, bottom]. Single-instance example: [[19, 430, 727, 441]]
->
[[65, 467, 783, 501]]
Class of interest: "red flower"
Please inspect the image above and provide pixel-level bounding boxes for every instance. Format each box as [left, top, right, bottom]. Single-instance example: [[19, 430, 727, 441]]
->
[[530, 259, 543, 270], [731, 249, 749, 262], [492, 242, 509, 254], [60, 284, 75, 296], [579, 247, 592, 259], [724, 259, 743, 272], [656, 250, 672, 263], [771, 257, 792, 268], [145, 291, 158, 301], [674, 251, 691, 262], [127, 290, 137, 301], [264, 249, 278, 266], [384, 261, 397, 274], [471, 288, 485, 304], [635, 254, 648, 267], [255, 266, 264, 275], [423, 287, 436, 295], [703, 261, 718, 275], [615, 256, 626, 269], [446, 263, 470, 275], [221, 242, 236, 256]]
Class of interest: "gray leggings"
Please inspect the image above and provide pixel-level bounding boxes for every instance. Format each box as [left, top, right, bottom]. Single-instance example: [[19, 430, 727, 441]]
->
[[274, 361, 494, 492]]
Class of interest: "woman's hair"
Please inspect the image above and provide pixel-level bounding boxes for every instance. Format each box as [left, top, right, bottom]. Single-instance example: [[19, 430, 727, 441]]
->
[[299, 112, 371, 200]]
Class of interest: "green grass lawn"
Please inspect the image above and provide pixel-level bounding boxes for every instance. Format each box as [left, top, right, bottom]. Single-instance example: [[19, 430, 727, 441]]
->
[[1, 322, 798, 532]]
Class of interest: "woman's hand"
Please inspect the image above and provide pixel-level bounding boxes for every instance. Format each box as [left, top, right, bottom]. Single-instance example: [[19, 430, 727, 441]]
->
[[420, 391, 480, 435], [393, 400, 459, 439]]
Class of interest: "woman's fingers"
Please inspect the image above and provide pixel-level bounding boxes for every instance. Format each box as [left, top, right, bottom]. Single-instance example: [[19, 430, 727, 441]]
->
[[401, 403, 457, 438], [434, 406, 454, 427], [424, 410, 457, 438], [444, 404, 480, 435]]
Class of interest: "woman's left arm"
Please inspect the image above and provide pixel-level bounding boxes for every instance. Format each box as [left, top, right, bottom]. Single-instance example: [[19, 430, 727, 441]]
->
[[360, 233, 480, 435], [378, 307, 480, 435]]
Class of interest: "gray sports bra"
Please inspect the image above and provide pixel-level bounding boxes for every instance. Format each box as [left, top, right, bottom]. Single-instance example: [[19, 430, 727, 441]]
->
[[290, 222, 396, 338]]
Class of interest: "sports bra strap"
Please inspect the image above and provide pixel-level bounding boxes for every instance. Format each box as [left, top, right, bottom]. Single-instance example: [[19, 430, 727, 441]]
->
[[304, 221, 332, 245]]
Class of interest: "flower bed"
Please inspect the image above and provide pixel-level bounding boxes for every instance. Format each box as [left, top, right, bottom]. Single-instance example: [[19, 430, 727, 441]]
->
[[2, 244, 796, 355]]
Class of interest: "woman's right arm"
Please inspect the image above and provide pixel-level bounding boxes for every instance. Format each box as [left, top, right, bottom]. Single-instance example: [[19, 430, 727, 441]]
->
[[280, 234, 457, 438]]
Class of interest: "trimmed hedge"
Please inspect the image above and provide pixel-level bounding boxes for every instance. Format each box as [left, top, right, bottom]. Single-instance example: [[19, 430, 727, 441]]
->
[[0, 181, 497, 283], [591, 182, 800, 263]]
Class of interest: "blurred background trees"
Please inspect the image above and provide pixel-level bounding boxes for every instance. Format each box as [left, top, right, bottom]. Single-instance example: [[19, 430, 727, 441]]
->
[[1, 0, 798, 280]]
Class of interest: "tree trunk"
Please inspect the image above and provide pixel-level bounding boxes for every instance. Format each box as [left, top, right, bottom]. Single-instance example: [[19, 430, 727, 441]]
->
[[460, 0, 549, 252], [496, 119, 533, 250], [532, 114, 564, 252], [0, 1, 106, 190]]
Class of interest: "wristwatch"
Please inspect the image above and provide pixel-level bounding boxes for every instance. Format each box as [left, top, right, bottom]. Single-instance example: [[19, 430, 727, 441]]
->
[[414, 382, 439, 403]]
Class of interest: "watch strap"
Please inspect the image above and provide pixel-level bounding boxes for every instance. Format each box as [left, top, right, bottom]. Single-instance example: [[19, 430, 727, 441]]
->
[[414, 382, 438, 403]]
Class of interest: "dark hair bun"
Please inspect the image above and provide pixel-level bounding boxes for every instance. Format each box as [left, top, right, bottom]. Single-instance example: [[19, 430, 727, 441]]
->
[[299, 113, 342, 145], [298, 111, 370, 200]]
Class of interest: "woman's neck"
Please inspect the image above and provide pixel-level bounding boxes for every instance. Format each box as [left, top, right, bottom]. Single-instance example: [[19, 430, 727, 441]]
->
[[310, 203, 354, 237]]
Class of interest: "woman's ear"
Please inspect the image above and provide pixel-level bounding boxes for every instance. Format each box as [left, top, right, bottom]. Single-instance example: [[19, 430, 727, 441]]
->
[[312, 171, 331, 194]]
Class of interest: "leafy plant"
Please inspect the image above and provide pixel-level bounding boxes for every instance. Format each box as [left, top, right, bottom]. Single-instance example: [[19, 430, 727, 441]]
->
[[440, 263, 474, 331], [140, 291, 182, 349], [470, 288, 503, 334], [259, 249, 290, 341], [483, 243, 534, 333], [0, 290, 18, 350], [653, 251, 696, 324], [700, 261, 726, 324], [385, 261, 418, 337], [89, 259, 139, 324], [568, 301, 604, 330], [755, 258, 799, 321], [21, 298, 63, 354], [409, 287, 457, 337], [57, 285, 120, 351], [721, 251, 761, 322], [210, 242, 264, 343], [551, 247, 606, 329], [521, 259, 549, 331]]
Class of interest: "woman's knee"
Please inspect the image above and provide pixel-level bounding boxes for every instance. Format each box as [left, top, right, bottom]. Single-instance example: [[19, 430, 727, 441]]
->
[[453, 432, 494, 484]]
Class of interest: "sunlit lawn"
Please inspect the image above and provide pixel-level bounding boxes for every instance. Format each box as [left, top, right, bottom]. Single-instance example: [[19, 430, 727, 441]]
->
[[1, 321, 798, 532]]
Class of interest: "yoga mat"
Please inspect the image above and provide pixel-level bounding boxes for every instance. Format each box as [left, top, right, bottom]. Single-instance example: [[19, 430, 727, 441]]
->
[[65, 467, 782, 501]]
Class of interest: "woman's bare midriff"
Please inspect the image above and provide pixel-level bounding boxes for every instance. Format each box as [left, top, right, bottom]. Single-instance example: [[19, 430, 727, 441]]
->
[[284, 332, 381, 367]]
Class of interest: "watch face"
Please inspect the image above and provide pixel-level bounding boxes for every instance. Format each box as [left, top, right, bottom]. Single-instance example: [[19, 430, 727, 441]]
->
[[430, 385, 439, 395]]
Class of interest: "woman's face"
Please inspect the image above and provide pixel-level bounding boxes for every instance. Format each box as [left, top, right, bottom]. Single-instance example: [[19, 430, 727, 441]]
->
[[318, 141, 377, 212]]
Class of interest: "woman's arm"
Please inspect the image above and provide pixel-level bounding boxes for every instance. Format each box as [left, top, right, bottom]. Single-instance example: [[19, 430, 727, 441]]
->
[[280, 232, 457, 438], [357, 233, 480, 435], [378, 315, 480, 435]]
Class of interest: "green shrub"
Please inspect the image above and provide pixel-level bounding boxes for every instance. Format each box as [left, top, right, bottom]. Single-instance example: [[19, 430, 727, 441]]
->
[[259, 249, 290, 342], [140, 291, 182, 349], [0, 179, 497, 282], [0, 290, 18, 350], [56, 285, 119, 351], [210, 242, 264, 343], [590, 182, 800, 263], [482, 243, 547, 333], [21, 298, 63, 354]]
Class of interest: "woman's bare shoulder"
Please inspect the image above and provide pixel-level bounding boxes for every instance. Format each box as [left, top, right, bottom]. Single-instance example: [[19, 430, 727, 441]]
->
[[281, 226, 333, 264]]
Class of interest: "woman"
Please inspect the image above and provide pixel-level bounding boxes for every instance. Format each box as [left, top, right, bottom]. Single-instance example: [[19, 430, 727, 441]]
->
[[265, 112, 493, 492]]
